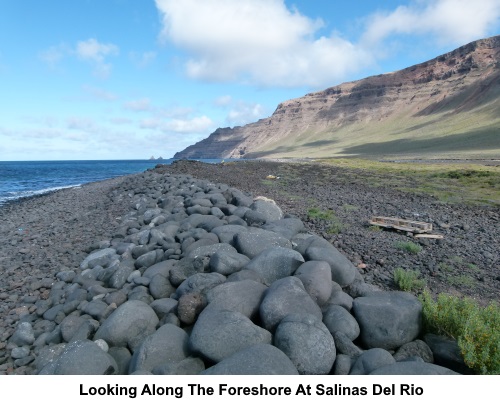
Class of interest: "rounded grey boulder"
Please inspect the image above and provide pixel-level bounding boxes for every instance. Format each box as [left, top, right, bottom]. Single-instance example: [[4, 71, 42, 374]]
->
[[259, 276, 322, 332], [274, 313, 336, 375], [39, 340, 118, 375], [190, 307, 272, 363], [94, 300, 159, 351], [322, 304, 360, 341], [202, 344, 298, 375], [128, 324, 190, 373], [353, 291, 422, 350]]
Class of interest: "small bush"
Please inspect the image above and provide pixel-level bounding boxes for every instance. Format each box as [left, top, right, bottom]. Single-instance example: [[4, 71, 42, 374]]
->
[[308, 207, 343, 234], [419, 290, 500, 374], [394, 268, 426, 292], [438, 262, 453, 272], [368, 225, 382, 232], [395, 241, 422, 254]]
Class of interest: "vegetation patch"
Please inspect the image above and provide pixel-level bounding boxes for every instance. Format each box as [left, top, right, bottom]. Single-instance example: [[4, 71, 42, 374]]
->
[[438, 262, 453, 272], [317, 158, 500, 207], [394, 268, 426, 292], [420, 290, 500, 374], [394, 241, 422, 254], [307, 207, 344, 234], [447, 274, 476, 288]]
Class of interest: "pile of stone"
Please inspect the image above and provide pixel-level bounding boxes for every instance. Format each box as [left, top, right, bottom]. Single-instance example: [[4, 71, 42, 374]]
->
[[7, 171, 468, 375]]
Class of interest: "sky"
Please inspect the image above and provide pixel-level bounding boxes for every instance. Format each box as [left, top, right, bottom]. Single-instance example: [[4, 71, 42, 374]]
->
[[1, 0, 499, 161]]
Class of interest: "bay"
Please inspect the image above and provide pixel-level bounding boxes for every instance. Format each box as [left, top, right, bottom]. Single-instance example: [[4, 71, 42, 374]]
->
[[0, 159, 227, 206]]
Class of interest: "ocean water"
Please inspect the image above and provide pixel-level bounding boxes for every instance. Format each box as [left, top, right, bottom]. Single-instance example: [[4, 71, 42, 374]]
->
[[0, 159, 226, 206]]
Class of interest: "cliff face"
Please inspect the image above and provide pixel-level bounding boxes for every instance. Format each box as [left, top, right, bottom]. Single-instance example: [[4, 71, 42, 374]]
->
[[174, 35, 500, 159]]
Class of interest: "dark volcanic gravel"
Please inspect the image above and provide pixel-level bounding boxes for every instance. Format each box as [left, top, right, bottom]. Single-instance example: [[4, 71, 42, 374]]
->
[[160, 160, 499, 304], [0, 159, 498, 374]]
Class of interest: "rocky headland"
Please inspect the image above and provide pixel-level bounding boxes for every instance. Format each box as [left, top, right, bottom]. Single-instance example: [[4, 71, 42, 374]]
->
[[2, 160, 495, 375], [174, 35, 500, 160]]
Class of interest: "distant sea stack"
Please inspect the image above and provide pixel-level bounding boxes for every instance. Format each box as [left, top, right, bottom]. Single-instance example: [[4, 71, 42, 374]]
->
[[174, 35, 500, 159]]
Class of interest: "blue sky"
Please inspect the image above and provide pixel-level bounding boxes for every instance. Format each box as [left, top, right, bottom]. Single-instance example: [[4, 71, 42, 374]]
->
[[1, 0, 499, 160]]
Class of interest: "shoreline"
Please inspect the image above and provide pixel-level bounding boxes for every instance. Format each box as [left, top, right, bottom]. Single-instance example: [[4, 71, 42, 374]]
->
[[0, 160, 498, 374]]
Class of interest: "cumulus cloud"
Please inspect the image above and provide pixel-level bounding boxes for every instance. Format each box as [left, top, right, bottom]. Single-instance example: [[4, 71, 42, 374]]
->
[[155, 0, 500, 88], [214, 96, 267, 126], [75, 38, 119, 78], [140, 115, 214, 133], [155, 0, 370, 87], [362, 0, 500, 46], [39, 38, 119, 78]]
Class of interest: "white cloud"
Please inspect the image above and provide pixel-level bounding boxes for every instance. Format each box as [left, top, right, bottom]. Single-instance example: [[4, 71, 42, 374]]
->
[[155, 0, 370, 87], [163, 116, 215, 133], [155, 0, 500, 88], [75, 38, 118, 78], [362, 0, 500, 46], [123, 98, 152, 112], [39, 38, 119, 78], [214, 96, 267, 126]]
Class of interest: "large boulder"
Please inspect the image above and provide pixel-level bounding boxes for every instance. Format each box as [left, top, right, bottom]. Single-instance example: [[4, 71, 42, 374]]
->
[[305, 246, 357, 287], [322, 305, 360, 341], [294, 261, 333, 306], [233, 229, 292, 259], [202, 344, 298, 375], [259, 277, 322, 332], [352, 291, 422, 350], [128, 324, 190, 373], [190, 307, 272, 363], [243, 247, 304, 286], [205, 280, 267, 319], [39, 340, 118, 375], [274, 313, 336, 375], [94, 300, 159, 351]]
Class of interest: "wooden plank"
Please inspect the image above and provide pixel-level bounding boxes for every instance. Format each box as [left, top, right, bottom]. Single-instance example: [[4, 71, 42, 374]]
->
[[414, 234, 444, 239], [369, 216, 433, 233]]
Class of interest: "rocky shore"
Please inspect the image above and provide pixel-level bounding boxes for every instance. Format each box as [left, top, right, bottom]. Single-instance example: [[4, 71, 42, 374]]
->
[[0, 160, 495, 375]]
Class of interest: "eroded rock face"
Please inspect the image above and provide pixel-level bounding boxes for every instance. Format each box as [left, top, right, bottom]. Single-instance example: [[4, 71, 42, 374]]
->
[[174, 36, 500, 160]]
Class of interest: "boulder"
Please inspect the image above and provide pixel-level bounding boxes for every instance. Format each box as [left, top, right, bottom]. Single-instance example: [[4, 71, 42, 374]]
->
[[128, 324, 190, 373], [39, 340, 118, 375], [352, 291, 422, 350], [274, 313, 336, 375], [94, 300, 159, 351], [259, 277, 322, 332], [190, 307, 272, 363], [202, 344, 298, 375], [243, 247, 304, 286]]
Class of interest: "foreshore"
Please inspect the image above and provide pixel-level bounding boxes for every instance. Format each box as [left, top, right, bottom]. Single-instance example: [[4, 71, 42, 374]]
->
[[0, 160, 498, 375]]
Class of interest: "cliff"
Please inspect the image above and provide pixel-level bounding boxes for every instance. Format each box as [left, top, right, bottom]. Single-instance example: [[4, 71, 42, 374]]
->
[[174, 35, 500, 159]]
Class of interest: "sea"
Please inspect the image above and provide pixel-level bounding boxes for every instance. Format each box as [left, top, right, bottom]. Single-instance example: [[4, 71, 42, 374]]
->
[[0, 159, 227, 207]]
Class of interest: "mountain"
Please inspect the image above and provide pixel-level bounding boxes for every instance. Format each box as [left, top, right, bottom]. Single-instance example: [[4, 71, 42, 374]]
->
[[174, 35, 500, 160]]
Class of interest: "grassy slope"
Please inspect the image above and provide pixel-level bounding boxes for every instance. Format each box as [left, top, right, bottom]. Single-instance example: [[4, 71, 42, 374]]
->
[[315, 158, 500, 206], [250, 100, 500, 160]]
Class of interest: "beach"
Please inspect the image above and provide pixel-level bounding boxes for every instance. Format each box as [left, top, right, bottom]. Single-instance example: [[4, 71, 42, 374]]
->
[[0, 160, 498, 375]]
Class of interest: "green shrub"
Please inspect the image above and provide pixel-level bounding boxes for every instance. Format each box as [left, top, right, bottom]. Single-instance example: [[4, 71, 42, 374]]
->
[[307, 207, 344, 234], [394, 241, 422, 254], [394, 268, 426, 292], [419, 290, 500, 374]]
